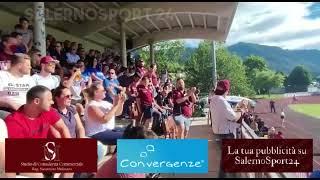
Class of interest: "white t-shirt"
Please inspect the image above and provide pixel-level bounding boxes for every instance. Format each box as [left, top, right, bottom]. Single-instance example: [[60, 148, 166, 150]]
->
[[0, 119, 7, 142], [70, 79, 85, 101], [32, 73, 60, 90], [84, 100, 115, 137], [0, 70, 36, 106], [209, 95, 239, 136], [281, 112, 285, 117]]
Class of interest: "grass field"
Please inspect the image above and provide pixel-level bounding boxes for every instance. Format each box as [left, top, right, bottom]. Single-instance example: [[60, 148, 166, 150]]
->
[[289, 104, 320, 119]]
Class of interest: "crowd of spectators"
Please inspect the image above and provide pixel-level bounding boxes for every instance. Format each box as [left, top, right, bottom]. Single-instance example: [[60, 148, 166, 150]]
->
[[0, 16, 200, 178]]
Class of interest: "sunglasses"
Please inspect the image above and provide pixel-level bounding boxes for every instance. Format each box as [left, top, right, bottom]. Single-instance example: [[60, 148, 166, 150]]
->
[[63, 94, 73, 99], [55, 46, 61, 48], [47, 63, 56, 67]]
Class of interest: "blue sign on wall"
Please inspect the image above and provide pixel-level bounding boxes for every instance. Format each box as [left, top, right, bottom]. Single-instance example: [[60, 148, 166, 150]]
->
[[117, 139, 208, 173]]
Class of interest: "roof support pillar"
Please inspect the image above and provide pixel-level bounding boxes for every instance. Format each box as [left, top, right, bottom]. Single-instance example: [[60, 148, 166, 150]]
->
[[149, 40, 155, 64], [33, 2, 46, 56], [212, 40, 217, 89], [120, 20, 127, 68]]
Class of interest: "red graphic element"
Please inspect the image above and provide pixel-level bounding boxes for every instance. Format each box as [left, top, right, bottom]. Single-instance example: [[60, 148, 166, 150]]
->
[[5, 139, 97, 173]]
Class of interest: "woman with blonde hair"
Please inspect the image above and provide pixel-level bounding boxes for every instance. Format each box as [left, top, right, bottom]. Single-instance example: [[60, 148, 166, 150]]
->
[[83, 82, 125, 145], [236, 99, 249, 112]]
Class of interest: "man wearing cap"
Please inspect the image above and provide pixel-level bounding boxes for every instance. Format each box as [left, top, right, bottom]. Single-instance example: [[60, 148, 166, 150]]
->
[[32, 56, 60, 90], [0, 53, 36, 119], [209, 79, 245, 178]]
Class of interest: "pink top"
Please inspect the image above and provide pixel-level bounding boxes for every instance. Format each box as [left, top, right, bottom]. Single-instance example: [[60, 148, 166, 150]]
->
[[95, 154, 146, 178]]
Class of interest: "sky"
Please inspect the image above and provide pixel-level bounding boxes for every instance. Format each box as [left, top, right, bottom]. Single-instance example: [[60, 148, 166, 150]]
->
[[185, 2, 320, 50]]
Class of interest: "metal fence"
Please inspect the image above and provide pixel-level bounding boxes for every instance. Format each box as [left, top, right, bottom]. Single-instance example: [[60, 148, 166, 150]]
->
[[208, 107, 315, 178], [239, 120, 313, 178]]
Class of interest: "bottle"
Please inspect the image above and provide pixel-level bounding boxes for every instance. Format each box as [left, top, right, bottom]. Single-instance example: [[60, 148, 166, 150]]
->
[[75, 73, 81, 81]]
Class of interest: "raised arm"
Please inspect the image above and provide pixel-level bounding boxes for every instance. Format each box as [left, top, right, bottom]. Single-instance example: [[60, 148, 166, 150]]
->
[[63, 70, 80, 88], [136, 98, 142, 115], [87, 103, 122, 124], [114, 94, 126, 116], [0, 98, 21, 111], [175, 90, 193, 104]]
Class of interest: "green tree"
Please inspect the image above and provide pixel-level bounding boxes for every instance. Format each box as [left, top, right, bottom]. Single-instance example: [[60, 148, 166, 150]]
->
[[243, 55, 268, 72], [184, 40, 213, 93], [136, 40, 185, 74], [243, 55, 268, 92], [287, 65, 312, 92], [184, 40, 254, 96], [254, 70, 285, 95], [216, 46, 255, 97]]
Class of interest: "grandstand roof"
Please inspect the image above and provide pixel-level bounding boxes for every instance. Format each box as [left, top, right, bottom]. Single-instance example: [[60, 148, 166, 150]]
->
[[0, 2, 238, 51]]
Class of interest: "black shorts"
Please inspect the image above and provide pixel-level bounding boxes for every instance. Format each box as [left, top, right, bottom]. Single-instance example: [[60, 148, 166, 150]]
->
[[142, 105, 153, 119], [280, 115, 285, 119]]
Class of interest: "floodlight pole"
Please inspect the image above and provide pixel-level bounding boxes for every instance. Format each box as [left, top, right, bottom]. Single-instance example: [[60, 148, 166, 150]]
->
[[212, 40, 217, 89]]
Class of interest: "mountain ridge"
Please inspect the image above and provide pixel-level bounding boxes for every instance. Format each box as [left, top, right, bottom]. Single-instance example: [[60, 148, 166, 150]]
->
[[227, 42, 320, 76]]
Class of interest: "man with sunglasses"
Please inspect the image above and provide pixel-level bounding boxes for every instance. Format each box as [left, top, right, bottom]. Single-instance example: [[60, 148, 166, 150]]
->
[[29, 49, 42, 75], [32, 56, 60, 90], [103, 68, 123, 104], [66, 45, 80, 65], [50, 41, 67, 67], [77, 48, 86, 61]]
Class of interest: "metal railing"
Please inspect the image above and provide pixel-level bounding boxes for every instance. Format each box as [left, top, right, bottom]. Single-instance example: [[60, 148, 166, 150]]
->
[[239, 121, 314, 178], [237, 121, 292, 178], [208, 107, 317, 178]]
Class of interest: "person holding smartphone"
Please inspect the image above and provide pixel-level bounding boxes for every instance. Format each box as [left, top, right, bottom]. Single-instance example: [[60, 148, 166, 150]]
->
[[103, 68, 123, 104], [83, 82, 125, 145], [209, 80, 245, 178]]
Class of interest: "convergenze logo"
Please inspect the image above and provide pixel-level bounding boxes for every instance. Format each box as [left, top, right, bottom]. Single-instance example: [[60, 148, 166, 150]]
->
[[117, 139, 208, 173]]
